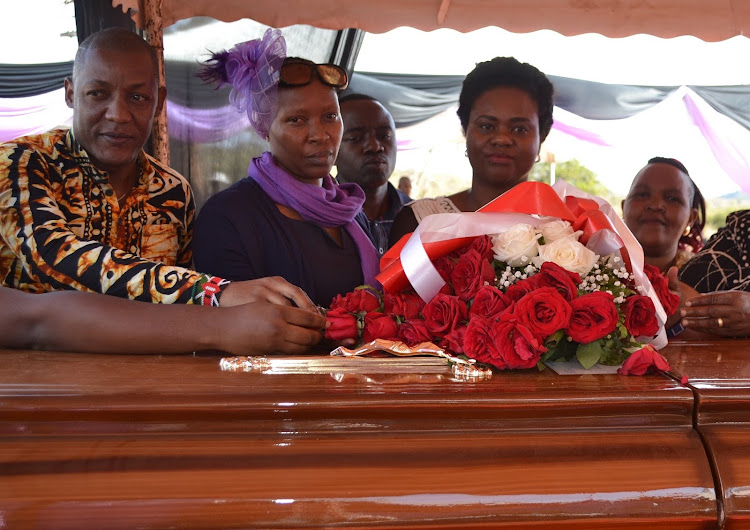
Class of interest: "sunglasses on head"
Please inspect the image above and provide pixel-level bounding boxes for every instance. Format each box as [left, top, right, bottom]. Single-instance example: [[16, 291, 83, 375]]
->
[[279, 60, 349, 90]]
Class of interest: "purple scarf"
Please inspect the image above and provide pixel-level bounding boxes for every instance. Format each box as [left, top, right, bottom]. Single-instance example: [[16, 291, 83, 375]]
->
[[249, 152, 380, 287]]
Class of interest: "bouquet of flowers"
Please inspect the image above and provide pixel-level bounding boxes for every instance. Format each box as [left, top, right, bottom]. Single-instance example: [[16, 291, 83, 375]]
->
[[326, 181, 674, 375]]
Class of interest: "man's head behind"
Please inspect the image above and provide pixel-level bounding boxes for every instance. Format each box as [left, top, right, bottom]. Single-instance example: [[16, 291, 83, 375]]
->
[[65, 28, 166, 179], [398, 176, 412, 196], [336, 94, 397, 191]]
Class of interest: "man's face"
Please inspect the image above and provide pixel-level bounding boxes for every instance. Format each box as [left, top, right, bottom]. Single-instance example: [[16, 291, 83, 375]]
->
[[65, 47, 165, 178], [336, 99, 396, 191]]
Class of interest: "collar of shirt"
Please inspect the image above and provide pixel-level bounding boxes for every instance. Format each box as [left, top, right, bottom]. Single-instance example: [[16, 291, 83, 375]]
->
[[380, 182, 412, 222], [66, 128, 152, 196]]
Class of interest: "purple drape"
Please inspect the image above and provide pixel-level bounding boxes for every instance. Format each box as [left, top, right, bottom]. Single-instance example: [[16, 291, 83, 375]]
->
[[166, 101, 253, 143], [0, 88, 73, 142]]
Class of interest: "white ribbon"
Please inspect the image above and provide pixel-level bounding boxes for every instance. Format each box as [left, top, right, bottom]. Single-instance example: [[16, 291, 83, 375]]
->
[[402, 211, 544, 302]]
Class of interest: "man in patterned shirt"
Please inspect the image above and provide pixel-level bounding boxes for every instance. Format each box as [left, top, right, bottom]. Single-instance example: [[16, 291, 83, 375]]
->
[[336, 94, 411, 258], [0, 28, 318, 318]]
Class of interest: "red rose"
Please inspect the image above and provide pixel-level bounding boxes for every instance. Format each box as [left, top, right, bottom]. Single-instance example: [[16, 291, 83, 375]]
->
[[489, 319, 546, 370], [463, 315, 503, 367], [470, 285, 512, 320], [537, 261, 580, 302], [422, 293, 469, 337], [505, 276, 541, 302], [644, 264, 680, 315], [513, 286, 572, 337], [618, 345, 671, 375], [324, 307, 359, 342], [398, 319, 433, 345], [433, 256, 456, 283], [330, 289, 380, 313], [451, 249, 496, 301], [329, 293, 347, 311], [565, 291, 619, 343], [438, 283, 454, 296], [384, 291, 424, 320], [442, 325, 467, 355], [469, 234, 495, 262], [621, 294, 659, 337], [362, 312, 399, 342]]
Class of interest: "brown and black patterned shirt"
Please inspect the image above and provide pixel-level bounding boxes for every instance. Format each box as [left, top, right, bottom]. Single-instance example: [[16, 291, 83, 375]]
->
[[0, 127, 220, 304], [679, 210, 750, 293]]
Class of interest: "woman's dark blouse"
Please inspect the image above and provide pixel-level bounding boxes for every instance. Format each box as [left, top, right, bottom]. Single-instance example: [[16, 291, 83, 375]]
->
[[679, 210, 750, 292], [193, 178, 364, 307]]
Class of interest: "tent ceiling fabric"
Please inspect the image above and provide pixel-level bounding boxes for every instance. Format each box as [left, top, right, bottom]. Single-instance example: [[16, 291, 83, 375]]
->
[[114, 0, 750, 41]]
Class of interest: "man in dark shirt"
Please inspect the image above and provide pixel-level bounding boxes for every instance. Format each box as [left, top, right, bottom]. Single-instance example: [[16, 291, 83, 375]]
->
[[336, 94, 411, 257]]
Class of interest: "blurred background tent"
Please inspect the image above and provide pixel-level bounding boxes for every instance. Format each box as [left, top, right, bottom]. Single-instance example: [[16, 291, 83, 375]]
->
[[3, 0, 750, 213]]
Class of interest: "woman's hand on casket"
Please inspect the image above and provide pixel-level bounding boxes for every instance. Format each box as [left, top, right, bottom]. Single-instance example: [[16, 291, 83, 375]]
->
[[218, 302, 327, 355], [681, 290, 750, 337], [219, 277, 318, 312]]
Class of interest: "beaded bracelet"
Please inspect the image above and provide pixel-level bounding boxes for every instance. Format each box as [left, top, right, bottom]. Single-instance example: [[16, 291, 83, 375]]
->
[[191, 275, 230, 306]]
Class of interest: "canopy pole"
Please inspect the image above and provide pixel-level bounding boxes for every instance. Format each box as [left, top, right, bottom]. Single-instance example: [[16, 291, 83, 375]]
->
[[142, 0, 170, 166], [437, 0, 451, 25]]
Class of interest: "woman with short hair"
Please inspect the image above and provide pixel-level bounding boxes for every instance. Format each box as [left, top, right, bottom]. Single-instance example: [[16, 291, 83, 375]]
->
[[193, 29, 379, 307], [388, 56, 555, 246]]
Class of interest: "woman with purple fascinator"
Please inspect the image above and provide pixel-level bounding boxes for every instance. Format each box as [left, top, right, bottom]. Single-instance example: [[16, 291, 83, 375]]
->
[[193, 29, 379, 307]]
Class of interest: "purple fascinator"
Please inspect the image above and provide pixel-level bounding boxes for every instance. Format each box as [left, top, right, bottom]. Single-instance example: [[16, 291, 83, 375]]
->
[[199, 28, 286, 137]]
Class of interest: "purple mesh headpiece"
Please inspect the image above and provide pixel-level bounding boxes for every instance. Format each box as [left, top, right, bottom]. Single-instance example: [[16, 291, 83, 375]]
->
[[199, 28, 286, 137]]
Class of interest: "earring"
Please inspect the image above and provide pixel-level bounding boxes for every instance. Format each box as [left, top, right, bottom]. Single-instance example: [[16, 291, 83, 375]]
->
[[535, 154, 541, 163], [464, 149, 468, 157], [683, 225, 691, 236]]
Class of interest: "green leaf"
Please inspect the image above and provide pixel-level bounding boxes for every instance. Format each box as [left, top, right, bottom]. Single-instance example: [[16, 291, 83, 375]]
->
[[546, 336, 577, 362], [543, 329, 565, 352], [576, 341, 603, 369], [599, 335, 628, 366]]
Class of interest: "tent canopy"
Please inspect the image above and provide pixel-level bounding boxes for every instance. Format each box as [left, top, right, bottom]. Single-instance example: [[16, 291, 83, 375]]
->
[[116, 0, 750, 41]]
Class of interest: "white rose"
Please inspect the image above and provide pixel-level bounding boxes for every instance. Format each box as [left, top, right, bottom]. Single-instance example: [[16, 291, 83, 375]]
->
[[538, 220, 575, 243], [492, 224, 541, 267], [534, 236, 599, 275]]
